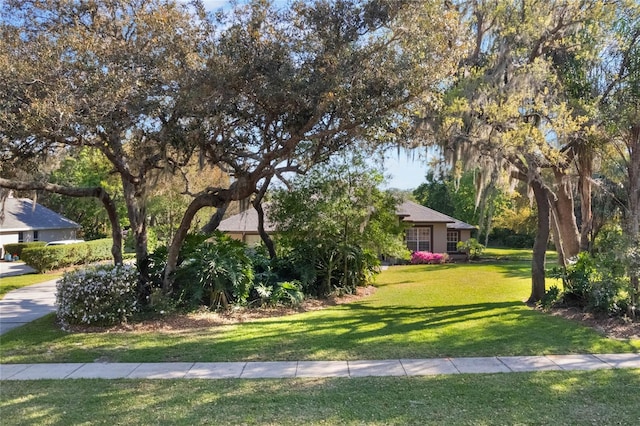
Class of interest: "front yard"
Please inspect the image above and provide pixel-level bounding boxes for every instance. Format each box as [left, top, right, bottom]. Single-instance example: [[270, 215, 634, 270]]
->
[[2, 258, 639, 425], [1, 259, 638, 364]]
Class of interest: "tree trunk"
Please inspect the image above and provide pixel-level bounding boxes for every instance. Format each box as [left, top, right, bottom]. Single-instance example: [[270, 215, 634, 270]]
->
[[552, 168, 580, 259], [625, 125, 640, 313], [577, 146, 593, 252], [252, 176, 276, 258], [163, 175, 259, 292], [163, 193, 229, 293], [528, 177, 551, 304], [254, 200, 276, 259], [122, 179, 150, 299], [201, 202, 230, 234], [550, 208, 566, 268]]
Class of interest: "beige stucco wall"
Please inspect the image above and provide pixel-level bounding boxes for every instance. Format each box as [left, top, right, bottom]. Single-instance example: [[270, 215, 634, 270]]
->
[[431, 223, 449, 253], [225, 232, 264, 247]]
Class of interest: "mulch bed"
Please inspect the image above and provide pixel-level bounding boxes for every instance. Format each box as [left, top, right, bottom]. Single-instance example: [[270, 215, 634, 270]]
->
[[66, 285, 377, 334], [66, 286, 639, 340], [547, 307, 639, 340]]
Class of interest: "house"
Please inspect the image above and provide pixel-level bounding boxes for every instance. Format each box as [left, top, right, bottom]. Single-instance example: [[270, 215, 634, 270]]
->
[[217, 199, 475, 255], [0, 195, 81, 258], [396, 200, 476, 255]]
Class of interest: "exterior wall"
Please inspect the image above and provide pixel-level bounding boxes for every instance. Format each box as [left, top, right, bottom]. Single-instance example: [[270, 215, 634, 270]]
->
[[244, 234, 262, 247], [38, 229, 78, 242], [226, 232, 244, 242], [224, 232, 263, 247], [431, 223, 449, 253], [460, 229, 472, 242], [0, 233, 19, 258]]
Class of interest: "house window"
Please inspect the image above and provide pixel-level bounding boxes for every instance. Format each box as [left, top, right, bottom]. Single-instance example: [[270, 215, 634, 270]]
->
[[18, 231, 24, 243], [406, 227, 431, 252], [447, 230, 460, 252], [33, 231, 39, 242]]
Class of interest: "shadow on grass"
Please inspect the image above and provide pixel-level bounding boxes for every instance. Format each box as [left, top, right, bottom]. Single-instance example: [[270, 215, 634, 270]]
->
[[2, 297, 637, 364], [2, 370, 640, 425]]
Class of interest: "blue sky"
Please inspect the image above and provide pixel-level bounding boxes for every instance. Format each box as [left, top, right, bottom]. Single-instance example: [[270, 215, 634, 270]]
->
[[379, 153, 428, 191]]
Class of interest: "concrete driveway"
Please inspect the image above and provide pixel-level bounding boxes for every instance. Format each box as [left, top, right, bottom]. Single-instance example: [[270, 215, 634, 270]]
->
[[0, 261, 36, 278], [0, 262, 56, 335]]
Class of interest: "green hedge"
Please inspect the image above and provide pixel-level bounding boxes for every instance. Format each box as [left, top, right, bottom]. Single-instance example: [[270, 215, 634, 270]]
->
[[21, 239, 114, 273], [2, 242, 46, 258]]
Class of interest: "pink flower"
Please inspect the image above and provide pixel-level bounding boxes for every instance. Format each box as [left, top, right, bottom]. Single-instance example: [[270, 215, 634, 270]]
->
[[411, 251, 445, 264]]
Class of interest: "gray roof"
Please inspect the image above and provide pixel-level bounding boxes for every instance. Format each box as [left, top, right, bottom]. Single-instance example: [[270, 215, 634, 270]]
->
[[217, 200, 476, 233], [0, 197, 80, 232], [398, 200, 477, 230], [217, 207, 276, 233]]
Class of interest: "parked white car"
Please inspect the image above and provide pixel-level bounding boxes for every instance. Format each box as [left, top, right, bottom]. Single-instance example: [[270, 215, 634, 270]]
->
[[45, 239, 85, 246]]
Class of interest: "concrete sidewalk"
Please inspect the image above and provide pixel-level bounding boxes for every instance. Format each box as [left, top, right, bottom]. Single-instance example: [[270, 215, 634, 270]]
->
[[2, 354, 639, 380]]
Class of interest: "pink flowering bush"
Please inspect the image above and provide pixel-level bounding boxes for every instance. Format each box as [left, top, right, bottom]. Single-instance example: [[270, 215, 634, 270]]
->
[[410, 251, 449, 264]]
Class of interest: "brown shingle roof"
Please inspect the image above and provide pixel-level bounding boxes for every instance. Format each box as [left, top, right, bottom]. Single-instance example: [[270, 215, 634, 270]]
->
[[217, 207, 276, 233], [398, 200, 476, 230], [217, 200, 476, 234]]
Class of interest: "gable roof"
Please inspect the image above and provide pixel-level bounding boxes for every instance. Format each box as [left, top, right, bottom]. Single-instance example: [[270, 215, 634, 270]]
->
[[398, 200, 476, 230], [217, 200, 476, 234], [0, 197, 80, 232], [218, 207, 276, 233]]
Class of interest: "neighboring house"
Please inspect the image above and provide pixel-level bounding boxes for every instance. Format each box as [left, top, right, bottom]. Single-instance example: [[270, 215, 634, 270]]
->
[[396, 200, 476, 255], [217, 199, 476, 256], [0, 195, 81, 258], [218, 207, 274, 247]]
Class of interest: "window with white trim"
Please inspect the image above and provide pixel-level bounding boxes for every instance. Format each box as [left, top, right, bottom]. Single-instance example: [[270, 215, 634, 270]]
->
[[406, 227, 431, 252], [33, 230, 39, 242], [447, 230, 460, 252], [18, 231, 24, 243]]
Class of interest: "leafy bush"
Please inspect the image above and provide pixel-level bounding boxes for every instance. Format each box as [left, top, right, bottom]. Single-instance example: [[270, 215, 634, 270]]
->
[[21, 239, 113, 272], [457, 238, 485, 259], [548, 252, 627, 314], [539, 285, 561, 310], [489, 228, 534, 248], [254, 280, 305, 307], [410, 251, 449, 264], [173, 232, 254, 309], [2, 241, 46, 258], [272, 240, 379, 297], [56, 264, 138, 326]]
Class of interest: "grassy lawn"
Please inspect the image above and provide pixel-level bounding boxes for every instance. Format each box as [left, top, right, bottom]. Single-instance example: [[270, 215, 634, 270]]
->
[[1, 260, 638, 363], [0, 271, 62, 299], [2, 370, 639, 425]]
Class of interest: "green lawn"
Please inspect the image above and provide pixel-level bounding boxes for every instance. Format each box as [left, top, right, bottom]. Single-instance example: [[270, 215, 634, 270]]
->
[[1, 260, 638, 364], [2, 370, 639, 425], [0, 271, 62, 299]]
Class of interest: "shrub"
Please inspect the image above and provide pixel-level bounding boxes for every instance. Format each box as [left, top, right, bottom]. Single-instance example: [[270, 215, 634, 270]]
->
[[548, 251, 627, 314], [2, 241, 46, 258], [539, 285, 561, 310], [56, 264, 138, 326], [457, 238, 485, 260], [489, 228, 534, 248], [254, 280, 305, 307], [173, 232, 254, 309], [410, 251, 448, 264], [21, 239, 113, 272]]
